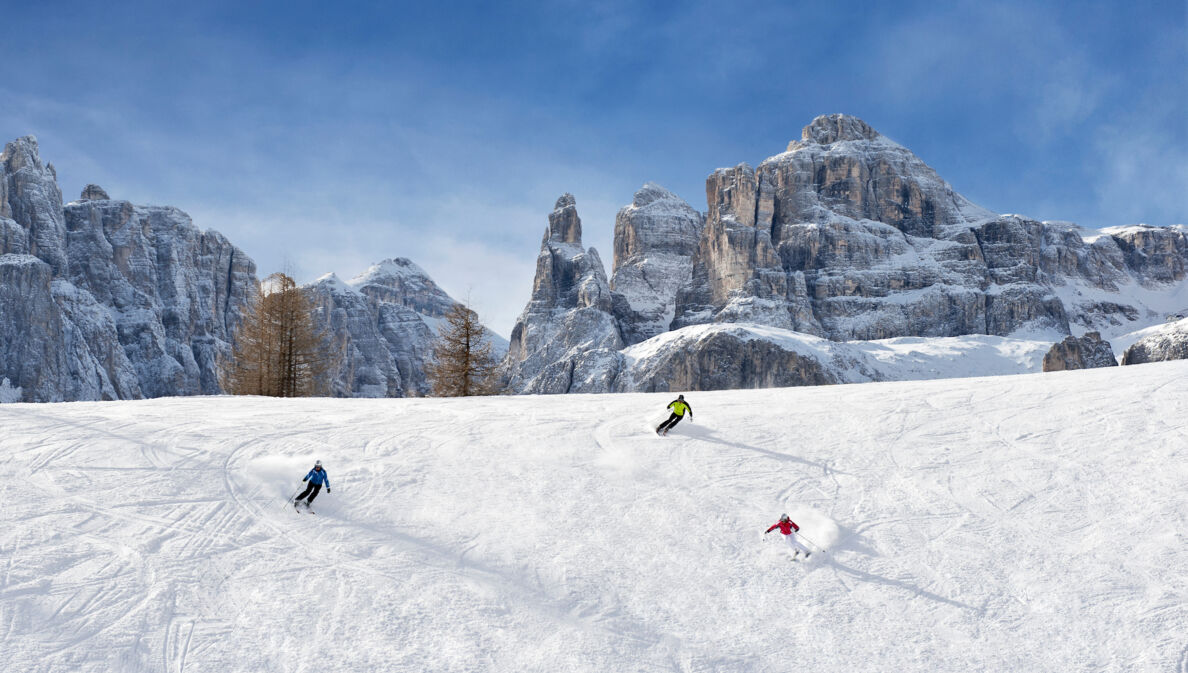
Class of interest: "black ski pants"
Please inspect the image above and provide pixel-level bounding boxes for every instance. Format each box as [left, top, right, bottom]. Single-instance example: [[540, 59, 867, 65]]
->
[[657, 413, 685, 433], [295, 483, 322, 505]]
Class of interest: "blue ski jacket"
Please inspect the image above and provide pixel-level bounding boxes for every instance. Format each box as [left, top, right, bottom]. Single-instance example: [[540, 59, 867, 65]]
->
[[304, 468, 330, 487]]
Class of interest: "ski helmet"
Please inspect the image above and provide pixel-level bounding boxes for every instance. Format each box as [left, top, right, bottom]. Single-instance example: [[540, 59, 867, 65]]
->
[[315, 460, 322, 467], [678, 394, 685, 400], [780, 513, 789, 522]]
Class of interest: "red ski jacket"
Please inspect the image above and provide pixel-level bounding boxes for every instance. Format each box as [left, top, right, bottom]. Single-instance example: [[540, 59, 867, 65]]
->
[[766, 520, 800, 535]]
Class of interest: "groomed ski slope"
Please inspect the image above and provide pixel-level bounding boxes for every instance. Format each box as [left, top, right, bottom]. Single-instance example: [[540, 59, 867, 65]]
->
[[2, 362, 1187, 672]]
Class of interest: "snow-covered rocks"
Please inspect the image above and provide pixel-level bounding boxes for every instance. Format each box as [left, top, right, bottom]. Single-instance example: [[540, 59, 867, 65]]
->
[[615, 324, 871, 391], [62, 196, 257, 397], [308, 273, 409, 397], [2, 136, 69, 274], [1120, 317, 1188, 365], [502, 194, 627, 393], [1041, 332, 1118, 372], [610, 183, 704, 344], [307, 258, 507, 397], [502, 114, 1188, 394], [0, 136, 258, 401]]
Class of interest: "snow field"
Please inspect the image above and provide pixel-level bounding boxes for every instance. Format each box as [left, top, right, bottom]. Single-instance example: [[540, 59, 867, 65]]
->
[[1, 361, 1187, 672]]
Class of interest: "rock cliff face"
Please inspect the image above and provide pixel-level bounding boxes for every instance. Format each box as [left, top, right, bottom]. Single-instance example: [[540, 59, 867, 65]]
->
[[502, 195, 627, 393], [502, 114, 1188, 394], [308, 258, 507, 397], [0, 136, 507, 402], [1120, 318, 1188, 365], [1042, 332, 1118, 372], [0, 136, 258, 401], [610, 183, 704, 344], [62, 197, 257, 397], [1, 137, 68, 274], [671, 114, 1184, 341]]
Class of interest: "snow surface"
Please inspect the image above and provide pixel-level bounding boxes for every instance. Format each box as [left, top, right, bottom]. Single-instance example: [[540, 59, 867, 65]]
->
[[2, 362, 1187, 671], [312, 272, 362, 296]]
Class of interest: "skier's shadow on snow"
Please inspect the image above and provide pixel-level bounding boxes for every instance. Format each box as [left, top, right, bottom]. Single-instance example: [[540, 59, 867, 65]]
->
[[820, 526, 980, 613], [678, 423, 847, 474]]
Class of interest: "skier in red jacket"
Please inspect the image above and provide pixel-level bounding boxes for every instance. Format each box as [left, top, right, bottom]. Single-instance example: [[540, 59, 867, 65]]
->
[[765, 514, 811, 559]]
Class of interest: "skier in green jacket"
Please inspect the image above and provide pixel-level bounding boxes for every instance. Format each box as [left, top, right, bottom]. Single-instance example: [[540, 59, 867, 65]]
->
[[656, 394, 692, 435]]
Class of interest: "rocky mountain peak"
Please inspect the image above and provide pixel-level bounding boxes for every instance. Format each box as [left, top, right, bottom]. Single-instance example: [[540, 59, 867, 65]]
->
[[795, 113, 880, 147], [80, 184, 111, 201], [350, 257, 431, 286], [612, 183, 705, 345], [311, 272, 358, 295], [554, 193, 576, 210], [547, 192, 582, 245], [0, 136, 42, 171], [1, 134, 68, 274], [630, 182, 680, 208]]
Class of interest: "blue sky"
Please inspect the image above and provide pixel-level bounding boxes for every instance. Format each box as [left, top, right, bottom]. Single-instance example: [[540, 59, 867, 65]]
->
[[2, 0, 1184, 336]]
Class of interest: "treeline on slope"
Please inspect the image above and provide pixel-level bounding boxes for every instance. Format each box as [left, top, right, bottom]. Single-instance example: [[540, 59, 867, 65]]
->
[[220, 273, 499, 398]]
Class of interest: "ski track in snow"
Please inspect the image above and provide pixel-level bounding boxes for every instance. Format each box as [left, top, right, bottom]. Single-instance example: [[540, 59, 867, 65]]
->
[[1, 362, 1187, 671]]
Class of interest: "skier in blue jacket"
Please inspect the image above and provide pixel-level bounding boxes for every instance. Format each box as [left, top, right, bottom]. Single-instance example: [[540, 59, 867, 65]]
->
[[293, 460, 330, 509]]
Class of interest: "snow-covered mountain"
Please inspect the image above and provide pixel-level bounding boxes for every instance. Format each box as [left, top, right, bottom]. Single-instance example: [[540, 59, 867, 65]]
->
[[308, 258, 508, 397], [3, 360, 1185, 671], [1, 136, 257, 402], [0, 137, 502, 402], [503, 114, 1188, 393]]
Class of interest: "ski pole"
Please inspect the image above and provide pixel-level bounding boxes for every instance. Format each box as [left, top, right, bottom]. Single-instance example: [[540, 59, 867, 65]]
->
[[794, 531, 827, 553]]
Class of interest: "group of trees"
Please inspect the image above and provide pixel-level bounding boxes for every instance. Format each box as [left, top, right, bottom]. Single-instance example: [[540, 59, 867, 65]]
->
[[220, 272, 498, 398]]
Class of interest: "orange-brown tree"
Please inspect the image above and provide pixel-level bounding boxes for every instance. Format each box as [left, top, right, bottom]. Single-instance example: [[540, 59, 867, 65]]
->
[[221, 273, 338, 396], [425, 302, 498, 397]]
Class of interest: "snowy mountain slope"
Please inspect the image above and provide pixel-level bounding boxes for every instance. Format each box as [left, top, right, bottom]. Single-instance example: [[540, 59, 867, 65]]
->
[[615, 323, 1058, 391], [308, 259, 509, 397], [2, 362, 1186, 672]]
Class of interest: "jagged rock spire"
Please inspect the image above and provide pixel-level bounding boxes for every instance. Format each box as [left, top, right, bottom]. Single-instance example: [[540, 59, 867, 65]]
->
[[80, 184, 111, 201], [502, 194, 626, 393], [547, 193, 582, 245]]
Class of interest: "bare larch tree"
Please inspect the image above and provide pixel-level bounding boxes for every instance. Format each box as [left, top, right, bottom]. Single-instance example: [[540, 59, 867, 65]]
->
[[426, 302, 498, 396], [221, 272, 338, 397]]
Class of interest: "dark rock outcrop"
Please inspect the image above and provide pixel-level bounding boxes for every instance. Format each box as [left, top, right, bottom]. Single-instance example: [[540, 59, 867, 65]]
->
[[1042, 332, 1118, 372], [80, 184, 110, 201]]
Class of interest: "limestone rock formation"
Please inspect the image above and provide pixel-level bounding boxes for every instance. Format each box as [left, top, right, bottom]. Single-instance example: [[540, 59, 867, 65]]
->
[[0, 254, 140, 401], [610, 183, 704, 344], [1042, 332, 1118, 372], [502, 114, 1188, 394], [62, 198, 257, 397], [668, 115, 1188, 342], [1120, 318, 1188, 365], [0, 136, 258, 401], [80, 184, 110, 201], [614, 325, 864, 392], [502, 194, 626, 393], [2, 137, 68, 274], [308, 258, 507, 397]]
